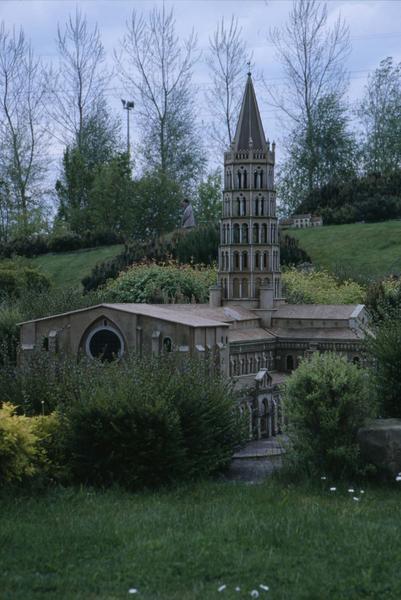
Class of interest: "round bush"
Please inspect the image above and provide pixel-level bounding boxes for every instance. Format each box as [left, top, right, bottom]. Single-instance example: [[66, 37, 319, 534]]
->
[[63, 355, 244, 489], [105, 261, 217, 304], [284, 352, 377, 479]]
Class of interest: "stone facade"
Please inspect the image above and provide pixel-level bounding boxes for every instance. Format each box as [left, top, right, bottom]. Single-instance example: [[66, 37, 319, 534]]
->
[[18, 73, 366, 441]]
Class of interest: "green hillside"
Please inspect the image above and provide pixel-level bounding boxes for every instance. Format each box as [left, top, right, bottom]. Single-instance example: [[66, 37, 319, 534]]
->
[[289, 221, 401, 280], [30, 244, 123, 289]]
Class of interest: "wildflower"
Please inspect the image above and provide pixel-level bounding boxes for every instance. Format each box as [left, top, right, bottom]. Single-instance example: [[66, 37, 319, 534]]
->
[[353, 497, 360, 502], [235, 587, 241, 592], [321, 476, 327, 480], [250, 591, 260, 598], [128, 589, 138, 595], [348, 488, 354, 493], [218, 585, 227, 592], [329, 487, 336, 491], [396, 475, 401, 482], [260, 584, 269, 591], [360, 490, 365, 494]]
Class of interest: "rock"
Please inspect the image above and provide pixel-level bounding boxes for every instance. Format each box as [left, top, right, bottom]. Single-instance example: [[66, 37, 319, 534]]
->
[[358, 419, 401, 476]]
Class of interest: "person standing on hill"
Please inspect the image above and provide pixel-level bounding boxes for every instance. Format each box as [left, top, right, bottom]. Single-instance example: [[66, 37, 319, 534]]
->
[[181, 198, 196, 228]]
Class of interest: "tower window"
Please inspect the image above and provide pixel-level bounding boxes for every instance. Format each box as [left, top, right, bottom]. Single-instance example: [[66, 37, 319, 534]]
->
[[242, 223, 249, 243], [253, 223, 259, 243]]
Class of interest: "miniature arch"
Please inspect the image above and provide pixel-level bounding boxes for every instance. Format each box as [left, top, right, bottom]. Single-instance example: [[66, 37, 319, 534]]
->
[[81, 315, 126, 362]]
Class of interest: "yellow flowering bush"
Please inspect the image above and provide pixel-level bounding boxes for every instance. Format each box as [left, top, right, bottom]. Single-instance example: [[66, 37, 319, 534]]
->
[[0, 403, 62, 485], [282, 267, 365, 304], [105, 261, 217, 304]]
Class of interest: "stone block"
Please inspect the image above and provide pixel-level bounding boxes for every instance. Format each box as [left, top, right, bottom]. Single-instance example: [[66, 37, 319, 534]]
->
[[358, 419, 401, 475]]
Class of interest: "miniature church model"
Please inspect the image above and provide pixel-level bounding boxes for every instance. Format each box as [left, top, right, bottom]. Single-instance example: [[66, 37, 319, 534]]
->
[[19, 73, 367, 439]]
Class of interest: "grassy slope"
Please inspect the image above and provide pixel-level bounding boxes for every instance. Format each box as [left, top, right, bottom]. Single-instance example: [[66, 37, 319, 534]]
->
[[30, 244, 123, 289], [1, 480, 401, 600], [289, 220, 401, 280]]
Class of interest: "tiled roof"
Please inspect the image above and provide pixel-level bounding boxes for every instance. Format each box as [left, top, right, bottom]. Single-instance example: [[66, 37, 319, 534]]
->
[[228, 328, 276, 343], [271, 327, 363, 341], [19, 303, 228, 328], [273, 304, 364, 320]]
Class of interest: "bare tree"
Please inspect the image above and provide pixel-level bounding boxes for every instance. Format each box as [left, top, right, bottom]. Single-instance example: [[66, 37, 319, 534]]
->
[[0, 23, 48, 236], [269, 0, 351, 199], [116, 5, 205, 187], [47, 9, 111, 148], [206, 16, 249, 152]]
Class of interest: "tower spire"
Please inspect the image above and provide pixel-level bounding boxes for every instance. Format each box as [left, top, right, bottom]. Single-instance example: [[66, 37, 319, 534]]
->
[[232, 72, 267, 152]]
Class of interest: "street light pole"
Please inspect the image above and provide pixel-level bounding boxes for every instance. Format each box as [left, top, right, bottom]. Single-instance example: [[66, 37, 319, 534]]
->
[[121, 99, 135, 157]]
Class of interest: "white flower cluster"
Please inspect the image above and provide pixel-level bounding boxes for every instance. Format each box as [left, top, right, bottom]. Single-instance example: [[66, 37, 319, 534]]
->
[[323, 476, 365, 501], [218, 583, 269, 596]]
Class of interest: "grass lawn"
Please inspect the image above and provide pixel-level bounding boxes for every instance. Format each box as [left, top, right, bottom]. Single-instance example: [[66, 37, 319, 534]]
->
[[29, 245, 123, 289], [289, 220, 401, 280], [1, 479, 401, 599]]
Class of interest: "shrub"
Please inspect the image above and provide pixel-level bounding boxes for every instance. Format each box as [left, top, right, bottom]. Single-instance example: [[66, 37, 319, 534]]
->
[[0, 262, 51, 299], [282, 267, 365, 304], [174, 225, 219, 265], [63, 355, 244, 489], [105, 261, 217, 304], [0, 403, 43, 484], [284, 352, 377, 479], [365, 317, 401, 418]]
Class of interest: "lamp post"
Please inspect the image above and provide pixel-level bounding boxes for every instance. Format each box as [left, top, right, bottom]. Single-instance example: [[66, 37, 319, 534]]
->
[[121, 99, 135, 156]]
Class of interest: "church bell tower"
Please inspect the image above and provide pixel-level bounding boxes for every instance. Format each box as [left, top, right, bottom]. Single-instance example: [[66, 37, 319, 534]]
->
[[216, 72, 281, 307]]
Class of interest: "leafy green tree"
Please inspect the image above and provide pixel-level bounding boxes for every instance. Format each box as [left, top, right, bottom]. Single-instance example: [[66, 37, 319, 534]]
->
[[366, 316, 401, 418], [358, 57, 401, 175], [131, 171, 182, 240], [278, 94, 357, 215], [55, 111, 122, 234], [193, 169, 222, 226], [89, 153, 134, 236], [284, 352, 377, 478]]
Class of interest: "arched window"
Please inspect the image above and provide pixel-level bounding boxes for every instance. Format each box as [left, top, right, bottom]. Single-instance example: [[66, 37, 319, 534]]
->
[[233, 278, 240, 297], [254, 171, 258, 189], [255, 251, 260, 269], [260, 196, 264, 215], [254, 198, 259, 216], [86, 324, 124, 362], [286, 355, 294, 371], [263, 252, 269, 269], [242, 198, 246, 216], [163, 337, 173, 352], [234, 251, 240, 270], [233, 223, 240, 243], [253, 223, 259, 243], [236, 198, 241, 216], [237, 171, 242, 189], [242, 223, 249, 243], [255, 278, 262, 295], [261, 224, 267, 243], [241, 278, 248, 298], [242, 251, 248, 269], [243, 169, 247, 188], [260, 170, 264, 188]]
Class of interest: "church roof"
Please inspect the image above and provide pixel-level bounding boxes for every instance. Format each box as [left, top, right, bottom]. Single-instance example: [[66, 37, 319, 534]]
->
[[273, 304, 365, 321], [232, 73, 268, 151]]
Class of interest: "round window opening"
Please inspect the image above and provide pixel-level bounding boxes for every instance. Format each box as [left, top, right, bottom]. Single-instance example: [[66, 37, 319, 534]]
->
[[86, 326, 124, 361]]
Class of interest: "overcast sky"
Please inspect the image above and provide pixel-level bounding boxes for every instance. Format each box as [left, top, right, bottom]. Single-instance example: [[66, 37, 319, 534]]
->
[[1, 0, 401, 172]]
